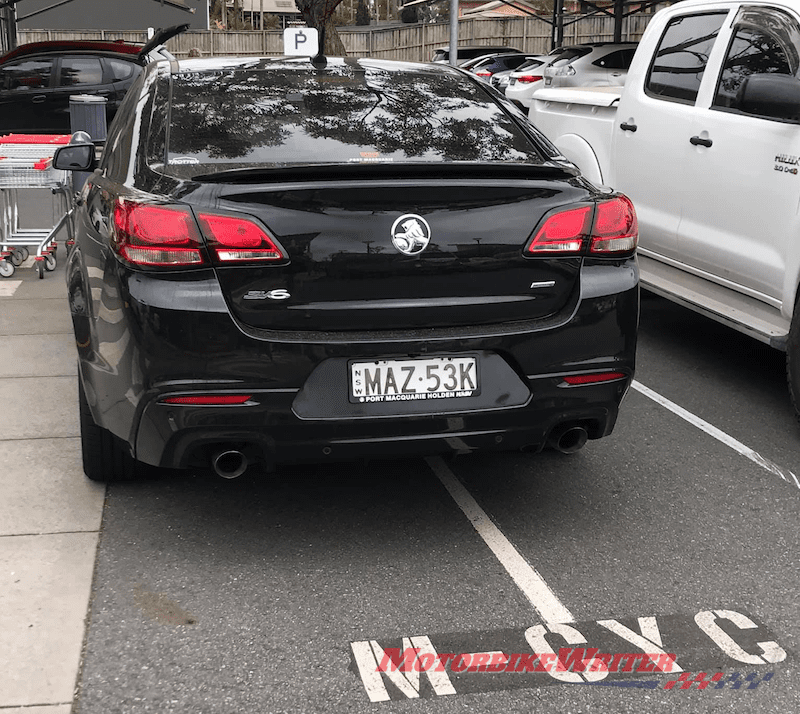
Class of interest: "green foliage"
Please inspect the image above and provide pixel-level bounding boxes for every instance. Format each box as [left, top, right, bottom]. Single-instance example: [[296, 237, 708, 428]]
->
[[400, 5, 418, 23]]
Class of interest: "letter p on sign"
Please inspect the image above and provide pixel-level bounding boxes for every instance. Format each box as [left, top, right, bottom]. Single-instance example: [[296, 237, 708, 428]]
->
[[284, 28, 319, 56]]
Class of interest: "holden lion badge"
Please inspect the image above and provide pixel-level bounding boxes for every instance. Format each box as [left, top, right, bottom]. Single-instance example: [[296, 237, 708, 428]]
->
[[391, 214, 431, 255]]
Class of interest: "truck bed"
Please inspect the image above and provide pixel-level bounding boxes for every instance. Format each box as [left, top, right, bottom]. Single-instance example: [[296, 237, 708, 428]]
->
[[529, 87, 621, 186]]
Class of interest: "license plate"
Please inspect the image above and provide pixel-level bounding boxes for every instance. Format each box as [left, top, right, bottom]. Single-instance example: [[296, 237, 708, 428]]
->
[[350, 356, 479, 404]]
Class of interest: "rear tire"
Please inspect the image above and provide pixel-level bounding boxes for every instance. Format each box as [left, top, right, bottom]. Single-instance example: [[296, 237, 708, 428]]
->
[[788, 301, 800, 426], [78, 378, 136, 482]]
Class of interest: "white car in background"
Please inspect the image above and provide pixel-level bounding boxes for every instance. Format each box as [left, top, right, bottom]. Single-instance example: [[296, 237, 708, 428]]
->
[[489, 55, 549, 92], [506, 43, 637, 111], [542, 42, 638, 89], [504, 53, 563, 111]]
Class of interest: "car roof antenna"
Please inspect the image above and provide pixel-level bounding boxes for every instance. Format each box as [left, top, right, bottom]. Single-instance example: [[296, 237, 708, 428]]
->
[[311, 26, 327, 70]]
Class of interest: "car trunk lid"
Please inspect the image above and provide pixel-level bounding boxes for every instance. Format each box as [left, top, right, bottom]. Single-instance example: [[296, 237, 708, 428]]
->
[[186, 175, 589, 332]]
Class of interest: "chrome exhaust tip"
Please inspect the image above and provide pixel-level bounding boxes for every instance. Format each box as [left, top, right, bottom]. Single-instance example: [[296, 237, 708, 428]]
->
[[547, 425, 589, 454], [212, 449, 248, 479]]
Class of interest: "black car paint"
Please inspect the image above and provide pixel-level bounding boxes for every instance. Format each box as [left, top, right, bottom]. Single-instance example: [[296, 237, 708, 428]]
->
[[65, 57, 638, 473]]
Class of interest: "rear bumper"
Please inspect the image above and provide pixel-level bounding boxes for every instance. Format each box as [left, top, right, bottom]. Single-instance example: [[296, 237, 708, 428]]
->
[[78, 259, 639, 470], [135, 377, 627, 469]]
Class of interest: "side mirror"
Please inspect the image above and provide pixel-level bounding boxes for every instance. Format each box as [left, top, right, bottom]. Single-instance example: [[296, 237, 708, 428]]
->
[[53, 143, 96, 171], [738, 73, 800, 121]]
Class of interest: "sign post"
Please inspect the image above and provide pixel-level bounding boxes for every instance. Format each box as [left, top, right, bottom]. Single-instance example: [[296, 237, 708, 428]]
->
[[449, 0, 459, 66]]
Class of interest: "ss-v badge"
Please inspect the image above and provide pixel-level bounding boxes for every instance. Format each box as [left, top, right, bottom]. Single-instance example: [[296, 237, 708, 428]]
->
[[243, 289, 291, 300]]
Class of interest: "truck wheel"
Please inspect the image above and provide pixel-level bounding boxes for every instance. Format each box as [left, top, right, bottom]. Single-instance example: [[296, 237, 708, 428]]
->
[[79, 377, 137, 482], [788, 302, 800, 426]]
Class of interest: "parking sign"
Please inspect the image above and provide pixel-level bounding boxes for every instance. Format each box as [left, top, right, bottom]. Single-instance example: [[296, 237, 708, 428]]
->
[[283, 28, 319, 56]]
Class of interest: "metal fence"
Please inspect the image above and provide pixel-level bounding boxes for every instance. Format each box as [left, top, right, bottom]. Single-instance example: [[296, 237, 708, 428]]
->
[[17, 14, 656, 62]]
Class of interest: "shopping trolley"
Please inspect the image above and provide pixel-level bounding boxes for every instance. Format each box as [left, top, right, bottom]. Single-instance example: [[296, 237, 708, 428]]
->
[[0, 134, 75, 279]]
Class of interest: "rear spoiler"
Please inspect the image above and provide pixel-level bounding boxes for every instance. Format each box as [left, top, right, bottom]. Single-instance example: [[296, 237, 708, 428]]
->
[[138, 23, 189, 62]]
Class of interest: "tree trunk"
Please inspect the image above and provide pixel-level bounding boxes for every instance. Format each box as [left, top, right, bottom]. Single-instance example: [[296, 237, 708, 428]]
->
[[296, 0, 348, 56], [323, 19, 348, 56]]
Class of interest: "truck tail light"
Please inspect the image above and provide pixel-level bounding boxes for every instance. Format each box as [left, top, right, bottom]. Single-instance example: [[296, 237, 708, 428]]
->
[[517, 74, 543, 84], [112, 201, 205, 267], [525, 195, 638, 257], [197, 213, 286, 263]]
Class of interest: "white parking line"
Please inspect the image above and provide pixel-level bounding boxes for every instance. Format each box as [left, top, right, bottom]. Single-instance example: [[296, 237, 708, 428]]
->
[[632, 380, 800, 490], [425, 455, 575, 624]]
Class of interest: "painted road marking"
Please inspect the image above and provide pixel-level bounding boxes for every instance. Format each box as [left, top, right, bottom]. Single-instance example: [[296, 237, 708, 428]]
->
[[597, 618, 683, 672], [352, 636, 456, 702], [350, 610, 786, 701], [694, 610, 787, 664], [632, 381, 800, 490], [425, 455, 575, 625], [0, 280, 22, 297]]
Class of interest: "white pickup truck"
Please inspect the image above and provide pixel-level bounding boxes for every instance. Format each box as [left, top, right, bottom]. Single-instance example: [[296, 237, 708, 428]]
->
[[529, 0, 800, 422]]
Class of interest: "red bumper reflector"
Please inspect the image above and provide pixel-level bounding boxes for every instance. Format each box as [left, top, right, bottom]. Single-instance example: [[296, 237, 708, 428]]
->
[[161, 395, 253, 405], [563, 372, 626, 385]]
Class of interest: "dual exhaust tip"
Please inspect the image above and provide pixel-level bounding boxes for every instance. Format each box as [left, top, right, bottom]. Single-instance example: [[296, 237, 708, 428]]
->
[[212, 425, 589, 477]]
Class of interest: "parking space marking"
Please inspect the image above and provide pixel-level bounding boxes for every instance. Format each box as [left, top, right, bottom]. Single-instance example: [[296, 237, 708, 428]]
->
[[0, 280, 22, 297], [350, 609, 786, 701], [425, 455, 575, 624], [632, 380, 800, 490]]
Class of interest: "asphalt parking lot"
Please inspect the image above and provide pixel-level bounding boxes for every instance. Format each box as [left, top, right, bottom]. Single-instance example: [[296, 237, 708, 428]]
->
[[1, 193, 799, 714]]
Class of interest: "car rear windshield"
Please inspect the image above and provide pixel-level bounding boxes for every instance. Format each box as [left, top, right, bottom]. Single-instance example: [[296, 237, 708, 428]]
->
[[548, 47, 593, 68], [157, 59, 547, 177]]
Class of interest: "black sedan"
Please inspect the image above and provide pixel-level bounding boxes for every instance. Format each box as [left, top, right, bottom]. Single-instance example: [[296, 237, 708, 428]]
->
[[54, 56, 639, 482]]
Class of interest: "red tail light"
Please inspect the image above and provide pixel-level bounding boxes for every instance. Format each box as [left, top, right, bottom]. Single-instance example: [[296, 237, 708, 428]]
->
[[476, 71, 493, 77], [525, 205, 591, 254], [160, 395, 253, 405], [589, 195, 638, 254], [112, 201, 205, 267], [111, 202, 287, 268], [517, 75, 543, 84], [197, 213, 286, 263], [525, 196, 637, 257], [563, 372, 627, 385]]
